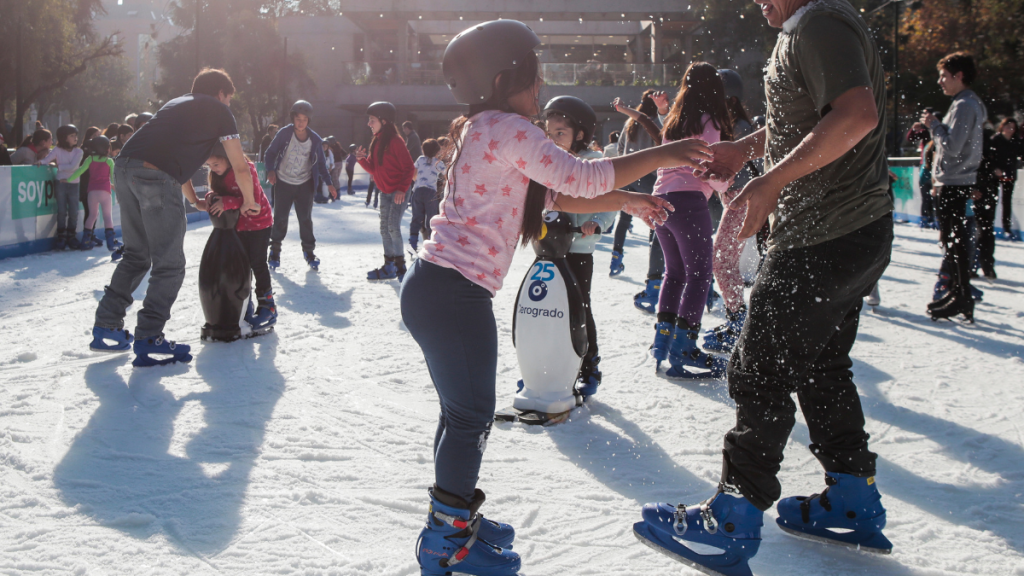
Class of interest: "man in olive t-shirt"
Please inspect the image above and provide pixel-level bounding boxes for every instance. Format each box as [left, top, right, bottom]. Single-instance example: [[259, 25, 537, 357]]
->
[[634, 0, 895, 571]]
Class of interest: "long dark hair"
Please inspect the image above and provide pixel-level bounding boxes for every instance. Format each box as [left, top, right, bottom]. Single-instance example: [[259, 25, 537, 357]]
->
[[624, 89, 659, 143], [367, 120, 403, 167], [207, 142, 231, 196], [443, 50, 547, 246], [726, 96, 751, 130], [662, 62, 733, 143], [56, 125, 78, 151]]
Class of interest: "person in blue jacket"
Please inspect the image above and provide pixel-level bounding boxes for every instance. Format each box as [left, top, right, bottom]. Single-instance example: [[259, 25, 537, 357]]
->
[[263, 100, 335, 269]]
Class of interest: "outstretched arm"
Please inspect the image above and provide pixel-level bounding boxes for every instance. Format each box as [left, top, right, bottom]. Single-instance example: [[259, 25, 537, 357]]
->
[[613, 98, 662, 145], [730, 86, 879, 239], [222, 138, 259, 216]]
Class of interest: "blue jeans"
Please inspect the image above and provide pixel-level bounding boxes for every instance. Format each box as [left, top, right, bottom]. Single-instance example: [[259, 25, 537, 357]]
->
[[409, 186, 439, 239], [95, 157, 186, 339], [400, 260, 497, 501], [55, 181, 79, 233], [379, 192, 408, 257]]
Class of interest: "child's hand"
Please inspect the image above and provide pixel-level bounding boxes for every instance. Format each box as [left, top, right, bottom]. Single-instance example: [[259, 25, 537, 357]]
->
[[663, 139, 713, 171], [355, 146, 368, 160], [580, 221, 601, 237], [622, 193, 674, 229], [612, 97, 627, 113], [206, 196, 226, 216], [241, 200, 260, 216]]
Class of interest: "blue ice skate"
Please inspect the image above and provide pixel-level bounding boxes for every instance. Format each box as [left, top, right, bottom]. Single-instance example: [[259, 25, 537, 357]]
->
[[634, 278, 660, 314], [132, 335, 192, 368], [104, 228, 122, 251], [575, 370, 601, 399], [609, 250, 624, 276], [304, 250, 320, 272], [54, 229, 67, 251], [79, 230, 96, 251], [367, 259, 398, 281], [246, 291, 278, 334], [665, 321, 727, 379], [703, 306, 746, 353], [268, 248, 281, 270], [89, 326, 134, 352], [111, 245, 124, 263], [650, 321, 674, 370], [417, 488, 520, 576], [706, 287, 720, 313], [776, 472, 893, 554], [634, 489, 762, 576]]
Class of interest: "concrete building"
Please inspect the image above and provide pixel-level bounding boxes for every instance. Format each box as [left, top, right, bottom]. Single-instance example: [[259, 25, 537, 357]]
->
[[278, 1, 706, 147], [92, 0, 182, 105]]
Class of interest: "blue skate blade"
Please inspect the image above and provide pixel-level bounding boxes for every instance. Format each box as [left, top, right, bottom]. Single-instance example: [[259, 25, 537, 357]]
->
[[132, 352, 193, 368], [633, 521, 753, 576], [777, 520, 892, 554], [664, 365, 725, 380], [89, 343, 131, 353]]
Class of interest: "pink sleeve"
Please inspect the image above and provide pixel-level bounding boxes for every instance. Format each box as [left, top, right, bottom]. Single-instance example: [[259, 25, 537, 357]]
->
[[702, 122, 731, 193], [497, 117, 615, 199]]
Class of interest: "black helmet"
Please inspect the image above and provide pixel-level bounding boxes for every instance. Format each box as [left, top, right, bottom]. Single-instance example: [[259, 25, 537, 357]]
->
[[366, 101, 396, 124], [87, 135, 111, 155], [542, 96, 598, 147], [442, 19, 541, 105], [718, 69, 743, 101], [348, 143, 357, 152], [752, 115, 766, 129], [291, 100, 314, 120]]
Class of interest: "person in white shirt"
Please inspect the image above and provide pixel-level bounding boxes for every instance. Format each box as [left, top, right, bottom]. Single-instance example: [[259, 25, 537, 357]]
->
[[40, 125, 84, 250], [407, 138, 445, 251]]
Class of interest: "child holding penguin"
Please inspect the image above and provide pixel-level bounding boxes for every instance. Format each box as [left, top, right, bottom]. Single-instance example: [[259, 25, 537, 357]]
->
[[399, 19, 713, 576], [542, 96, 618, 397], [196, 142, 276, 332]]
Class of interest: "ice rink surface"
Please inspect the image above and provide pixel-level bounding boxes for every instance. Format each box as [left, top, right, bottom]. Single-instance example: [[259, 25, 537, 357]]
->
[[1, 177, 1023, 575]]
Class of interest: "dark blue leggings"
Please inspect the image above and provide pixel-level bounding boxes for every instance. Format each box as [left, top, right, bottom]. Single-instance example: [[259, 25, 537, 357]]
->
[[655, 191, 713, 326], [400, 259, 497, 501]]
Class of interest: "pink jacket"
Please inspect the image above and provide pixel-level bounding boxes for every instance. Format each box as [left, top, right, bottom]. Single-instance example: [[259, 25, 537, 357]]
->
[[654, 115, 730, 199], [422, 110, 616, 294]]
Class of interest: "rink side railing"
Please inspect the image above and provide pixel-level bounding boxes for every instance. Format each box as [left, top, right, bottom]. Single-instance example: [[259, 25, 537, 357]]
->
[[889, 157, 1023, 230], [1, 161, 1021, 261]]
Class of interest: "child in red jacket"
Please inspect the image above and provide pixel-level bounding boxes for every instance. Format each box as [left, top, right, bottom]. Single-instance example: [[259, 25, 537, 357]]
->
[[356, 101, 416, 281], [198, 142, 277, 329]]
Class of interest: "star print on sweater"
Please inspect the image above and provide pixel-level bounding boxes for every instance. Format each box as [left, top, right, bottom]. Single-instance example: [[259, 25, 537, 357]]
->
[[420, 109, 614, 295]]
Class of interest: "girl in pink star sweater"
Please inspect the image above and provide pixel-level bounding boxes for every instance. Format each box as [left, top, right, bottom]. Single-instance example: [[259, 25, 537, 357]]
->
[[401, 19, 715, 575]]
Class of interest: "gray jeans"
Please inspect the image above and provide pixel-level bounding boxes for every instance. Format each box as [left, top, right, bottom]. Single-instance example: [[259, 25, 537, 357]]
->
[[95, 157, 186, 339], [55, 181, 79, 233], [379, 192, 408, 257]]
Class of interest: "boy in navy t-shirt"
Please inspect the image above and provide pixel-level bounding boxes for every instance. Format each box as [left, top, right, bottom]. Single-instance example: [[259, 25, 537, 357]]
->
[[90, 68, 261, 367]]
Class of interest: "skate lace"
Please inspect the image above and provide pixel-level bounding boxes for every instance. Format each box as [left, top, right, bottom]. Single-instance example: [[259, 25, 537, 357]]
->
[[800, 475, 836, 523]]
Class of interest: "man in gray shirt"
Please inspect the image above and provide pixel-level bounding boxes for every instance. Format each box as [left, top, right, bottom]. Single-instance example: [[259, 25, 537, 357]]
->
[[921, 51, 986, 321], [633, 0, 895, 572]]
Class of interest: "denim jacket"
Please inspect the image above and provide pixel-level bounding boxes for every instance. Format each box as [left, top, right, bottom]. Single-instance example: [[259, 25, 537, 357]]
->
[[264, 124, 333, 191]]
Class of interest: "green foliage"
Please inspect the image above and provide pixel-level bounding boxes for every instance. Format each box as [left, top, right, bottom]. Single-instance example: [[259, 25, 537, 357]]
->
[[50, 55, 145, 129], [154, 0, 315, 145], [0, 0, 121, 142]]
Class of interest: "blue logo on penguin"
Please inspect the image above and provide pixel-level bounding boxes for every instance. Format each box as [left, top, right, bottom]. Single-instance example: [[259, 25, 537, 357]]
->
[[528, 280, 548, 302]]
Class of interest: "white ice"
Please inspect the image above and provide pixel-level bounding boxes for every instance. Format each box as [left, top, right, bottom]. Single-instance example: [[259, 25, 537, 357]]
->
[[1, 172, 1023, 575]]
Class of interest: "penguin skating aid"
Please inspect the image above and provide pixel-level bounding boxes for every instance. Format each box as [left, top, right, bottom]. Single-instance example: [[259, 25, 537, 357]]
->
[[495, 212, 590, 426], [198, 209, 255, 343]]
